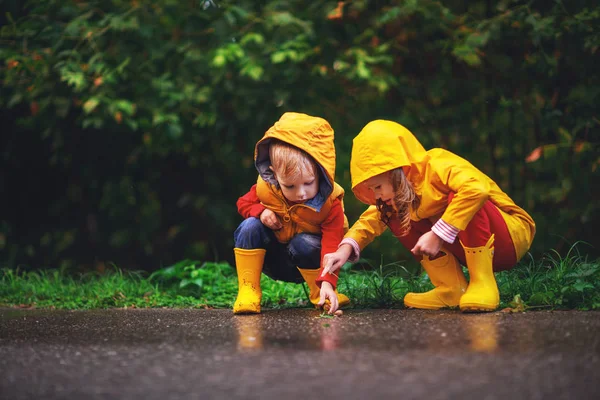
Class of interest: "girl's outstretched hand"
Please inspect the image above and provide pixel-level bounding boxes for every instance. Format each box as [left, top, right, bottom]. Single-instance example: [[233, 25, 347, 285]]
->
[[317, 281, 339, 314], [411, 231, 444, 258], [321, 244, 353, 277]]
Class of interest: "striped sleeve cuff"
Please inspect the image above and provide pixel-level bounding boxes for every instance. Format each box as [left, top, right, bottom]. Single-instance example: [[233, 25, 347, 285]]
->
[[340, 238, 360, 262], [431, 219, 460, 244]]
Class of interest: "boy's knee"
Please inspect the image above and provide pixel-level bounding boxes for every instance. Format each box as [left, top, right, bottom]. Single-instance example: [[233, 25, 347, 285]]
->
[[238, 217, 263, 232], [288, 233, 321, 261], [234, 218, 268, 248]]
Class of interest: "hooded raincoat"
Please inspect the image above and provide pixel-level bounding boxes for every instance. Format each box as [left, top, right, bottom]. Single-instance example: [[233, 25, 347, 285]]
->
[[237, 112, 349, 287], [345, 120, 536, 262]]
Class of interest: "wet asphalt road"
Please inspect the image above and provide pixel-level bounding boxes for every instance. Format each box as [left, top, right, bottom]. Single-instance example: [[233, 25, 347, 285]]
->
[[1, 308, 599, 400]]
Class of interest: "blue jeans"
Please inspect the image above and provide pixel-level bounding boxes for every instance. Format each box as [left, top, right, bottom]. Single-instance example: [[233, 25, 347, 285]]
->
[[233, 217, 321, 283]]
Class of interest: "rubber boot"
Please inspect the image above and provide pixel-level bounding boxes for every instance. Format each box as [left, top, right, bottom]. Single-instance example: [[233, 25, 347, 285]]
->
[[404, 250, 467, 309], [296, 267, 350, 308], [459, 235, 499, 312], [233, 248, 265, 314]]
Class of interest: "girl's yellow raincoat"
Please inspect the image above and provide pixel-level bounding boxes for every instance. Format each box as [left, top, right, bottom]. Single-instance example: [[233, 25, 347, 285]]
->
[[346, 120, 535, 261]]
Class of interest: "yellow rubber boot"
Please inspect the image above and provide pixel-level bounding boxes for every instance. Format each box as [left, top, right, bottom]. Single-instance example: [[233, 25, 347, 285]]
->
[[233, 248, 266, 314], [297, 267, 350, 308], [404, 250, 467, 309], [459, 235, 499, 312]]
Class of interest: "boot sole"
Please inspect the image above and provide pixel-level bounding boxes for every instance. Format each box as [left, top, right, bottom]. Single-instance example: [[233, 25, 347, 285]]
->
[[460, 303, 498, 313], [404, 300, 459, 310], [404, 297, 459, 310], [233, 302, 261, 314], [233, 308, 261, 314], [405, 304, 443, 310]]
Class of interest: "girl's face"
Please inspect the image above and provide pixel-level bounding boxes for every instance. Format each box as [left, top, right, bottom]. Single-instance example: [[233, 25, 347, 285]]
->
[[276, 170, 319, 203], [365, 172, 394, 205]]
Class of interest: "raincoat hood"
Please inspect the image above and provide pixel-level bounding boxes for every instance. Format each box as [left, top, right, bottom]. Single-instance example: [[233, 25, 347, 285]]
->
[[351, 120, 426, 205], [255, 112, 336, 204]]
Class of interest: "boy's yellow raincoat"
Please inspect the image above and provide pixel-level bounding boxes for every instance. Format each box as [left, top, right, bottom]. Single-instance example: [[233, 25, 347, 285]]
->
[[345, 120, 535, 261], [253, 112, 349, 244]]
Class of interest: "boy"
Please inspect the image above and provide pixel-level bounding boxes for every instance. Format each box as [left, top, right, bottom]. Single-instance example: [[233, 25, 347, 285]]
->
[[233, 112, 350, 314]]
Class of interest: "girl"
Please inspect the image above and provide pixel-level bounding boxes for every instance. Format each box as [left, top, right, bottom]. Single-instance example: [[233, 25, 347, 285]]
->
[[322, 120, 535, 312]]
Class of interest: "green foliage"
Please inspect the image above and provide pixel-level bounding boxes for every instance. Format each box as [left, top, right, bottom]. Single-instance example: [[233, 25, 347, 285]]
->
[[1, 243, 599, 310], [0, 0, 598, 271], [497, 242, 600, 310], [149, 259, 236, 292], [0, 265, 198, 309], [341, 257, 428, 308], [147, 259, 308, 308]]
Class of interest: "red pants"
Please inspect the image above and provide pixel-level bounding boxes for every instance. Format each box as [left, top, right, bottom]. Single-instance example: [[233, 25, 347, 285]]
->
[[388, 194, 517, 271]]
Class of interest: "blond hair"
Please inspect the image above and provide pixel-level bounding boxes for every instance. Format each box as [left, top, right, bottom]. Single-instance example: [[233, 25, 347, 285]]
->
[[376, 168, 420, 236], [269, 140, 318, 181]]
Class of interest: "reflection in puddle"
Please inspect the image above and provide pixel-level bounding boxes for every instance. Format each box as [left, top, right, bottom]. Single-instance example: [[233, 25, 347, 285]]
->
[[233, 312, 344, 351], [234, 315, 263, 351], [464, 314, 499, 353], [232, 311, 507, 353], [320, 320, 340, 351]]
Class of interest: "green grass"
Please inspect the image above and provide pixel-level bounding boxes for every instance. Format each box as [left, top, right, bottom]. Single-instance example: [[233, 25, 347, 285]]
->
[[1, 244, 599, 311], [496, 243, 600, 310]]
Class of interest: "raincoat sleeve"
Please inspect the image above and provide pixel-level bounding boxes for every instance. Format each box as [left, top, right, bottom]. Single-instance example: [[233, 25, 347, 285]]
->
[[315, 199, 345, 289], [430, 154, 492, 231], [236, 184, 266, 219], [343, 205, 388, 251]]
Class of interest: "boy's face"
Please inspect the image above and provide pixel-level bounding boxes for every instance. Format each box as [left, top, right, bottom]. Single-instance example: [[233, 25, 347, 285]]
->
[[365, 172, 394, 206], [274, 170, 319, 203]]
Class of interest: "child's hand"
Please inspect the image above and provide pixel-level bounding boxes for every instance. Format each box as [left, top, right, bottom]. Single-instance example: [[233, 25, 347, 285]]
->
[[260, 209, 282, 230], [317, 281, 339, 314], [411, 231, 444, 258], [321, 244, 352, 277]]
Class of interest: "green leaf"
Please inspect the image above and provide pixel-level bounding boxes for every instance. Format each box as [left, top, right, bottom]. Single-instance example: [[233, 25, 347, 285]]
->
[[7, 93, 23, 108], [116, 57, 131, 74], [61, 71, 87, 91], [240, 33, 264, 46], [557, 127, 572, 143], [271, 51, 287, 64], [83, 98, 100, 114], [212, 53, 226, 67], [356, 62, 370, 79], [572, 282, 594, 292], [465, 32, 490, 48], [114, 100, 135, 116], [180, 278, 203, 289], [241, 63, 264, 81]]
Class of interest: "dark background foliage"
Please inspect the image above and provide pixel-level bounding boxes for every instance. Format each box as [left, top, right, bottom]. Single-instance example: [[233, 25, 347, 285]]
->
[[1, 0, 598, 272]]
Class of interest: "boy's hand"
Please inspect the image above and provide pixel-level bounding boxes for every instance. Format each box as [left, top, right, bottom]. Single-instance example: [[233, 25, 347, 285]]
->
[[260, 209, 282, 230], [411, 231, 443, 258], [317, 281, 339, 314], [321, 244, 352, 277]]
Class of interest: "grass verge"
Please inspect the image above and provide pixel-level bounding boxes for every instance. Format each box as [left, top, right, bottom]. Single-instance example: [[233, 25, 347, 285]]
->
[[1, 245, 598, 311]]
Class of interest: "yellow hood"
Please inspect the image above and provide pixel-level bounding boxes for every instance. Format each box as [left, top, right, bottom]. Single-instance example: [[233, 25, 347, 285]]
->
[[351, 120, 426, 205], [255, 112, 336, 198]]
